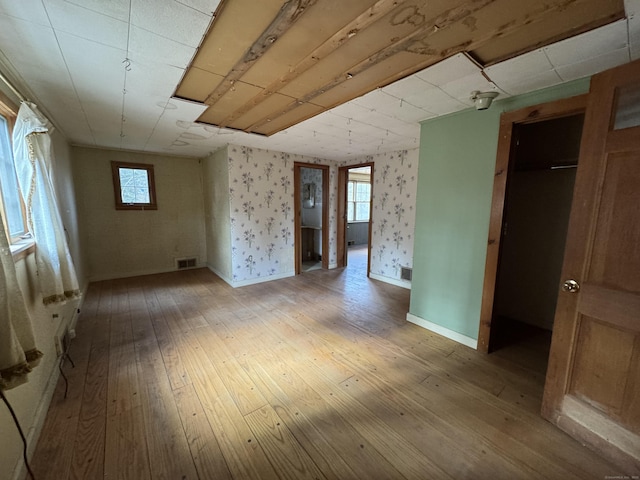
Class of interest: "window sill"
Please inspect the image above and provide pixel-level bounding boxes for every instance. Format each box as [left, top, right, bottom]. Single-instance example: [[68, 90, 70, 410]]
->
[[11, 239, 35, 261]]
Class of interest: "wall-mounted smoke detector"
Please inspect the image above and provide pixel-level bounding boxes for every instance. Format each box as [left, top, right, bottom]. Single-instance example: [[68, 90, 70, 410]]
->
[[471, 90, 499, 110]]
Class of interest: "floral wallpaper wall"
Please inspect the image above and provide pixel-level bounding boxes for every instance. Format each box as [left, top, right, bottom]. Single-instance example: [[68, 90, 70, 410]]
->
[[227, 145, 338, 285], [345, 148, 419, 285]]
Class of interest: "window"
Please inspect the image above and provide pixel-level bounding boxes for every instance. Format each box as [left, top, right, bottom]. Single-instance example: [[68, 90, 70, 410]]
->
[[0, 97, 28, 242], [111, 161, 157, 210], [347, 180, 370, 222]]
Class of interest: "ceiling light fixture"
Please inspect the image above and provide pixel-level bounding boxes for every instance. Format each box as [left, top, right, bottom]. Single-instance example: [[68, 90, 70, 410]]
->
[[471, 90, 499, 110]]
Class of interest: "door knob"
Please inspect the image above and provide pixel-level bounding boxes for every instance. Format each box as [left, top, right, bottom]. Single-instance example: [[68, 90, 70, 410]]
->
[[562, 279, 580, 293]]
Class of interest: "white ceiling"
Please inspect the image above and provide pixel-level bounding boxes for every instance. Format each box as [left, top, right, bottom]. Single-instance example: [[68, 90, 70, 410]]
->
[[0, 0, 638, 161]]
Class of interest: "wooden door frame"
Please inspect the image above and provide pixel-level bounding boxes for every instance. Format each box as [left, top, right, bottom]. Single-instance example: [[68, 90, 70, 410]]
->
[[337, 162, 374, 274], [294, 162, 329, 274], [477, 94, 588, 353]]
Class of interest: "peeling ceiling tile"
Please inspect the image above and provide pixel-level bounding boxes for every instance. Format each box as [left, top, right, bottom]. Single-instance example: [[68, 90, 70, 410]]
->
[[414, 53, 480, 87], [544, 19, 628, 67], [556, 47, 630, 81], [46, 0, 128, 50], [130, 0, 211, 48]]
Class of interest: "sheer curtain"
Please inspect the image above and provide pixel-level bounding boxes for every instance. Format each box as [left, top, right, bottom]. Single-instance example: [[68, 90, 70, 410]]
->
[[0, 222, 41, 390], [12, 102, 80, 305]]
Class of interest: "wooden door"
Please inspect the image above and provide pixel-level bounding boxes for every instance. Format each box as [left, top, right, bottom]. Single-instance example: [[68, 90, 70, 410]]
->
[[542, 60, 640, 471]]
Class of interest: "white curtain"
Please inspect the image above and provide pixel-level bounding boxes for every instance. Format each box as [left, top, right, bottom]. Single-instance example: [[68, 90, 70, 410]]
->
[[0, 221, 41, 390], [12, 102, 80, 305]]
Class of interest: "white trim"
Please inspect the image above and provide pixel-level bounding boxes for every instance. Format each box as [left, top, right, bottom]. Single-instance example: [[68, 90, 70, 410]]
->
[[406, 313, 478, 349], [370, 272, 411, 289], [88, 264, 205, 282], [206, 264, 233, 286], [231, 271, 295, 288], [328, 262, 338, 269], [11, 355, 63, 480]]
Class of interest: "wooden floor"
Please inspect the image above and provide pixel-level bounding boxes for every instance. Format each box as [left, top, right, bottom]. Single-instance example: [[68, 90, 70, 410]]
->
[[30, 255, 622, 479]]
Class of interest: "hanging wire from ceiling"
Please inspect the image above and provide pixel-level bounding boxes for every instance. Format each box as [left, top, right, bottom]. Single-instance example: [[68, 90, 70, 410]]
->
[[119, 0, 133, 147]]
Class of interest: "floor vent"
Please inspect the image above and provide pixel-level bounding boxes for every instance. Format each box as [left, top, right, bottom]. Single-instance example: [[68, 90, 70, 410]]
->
[[400, 266, 412, 281], [176, 257, 197, 270]]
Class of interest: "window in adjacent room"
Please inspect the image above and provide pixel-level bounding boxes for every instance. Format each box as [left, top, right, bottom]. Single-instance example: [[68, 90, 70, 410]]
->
[[347, 180, 371, 222], [0, 98, 28, 242], [111, 161, 157, 210]]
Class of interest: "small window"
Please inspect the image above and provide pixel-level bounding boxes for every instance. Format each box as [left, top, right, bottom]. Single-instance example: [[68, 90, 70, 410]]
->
[[347, 180, 370, 222], [0, 97, 28, 242], [111, 161, 157, 210]]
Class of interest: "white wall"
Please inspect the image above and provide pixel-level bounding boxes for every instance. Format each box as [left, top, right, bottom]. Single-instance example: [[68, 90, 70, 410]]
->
[[1, 130, 85, 480], [203, 147, 232, 281], [72, 147, 206, 281]]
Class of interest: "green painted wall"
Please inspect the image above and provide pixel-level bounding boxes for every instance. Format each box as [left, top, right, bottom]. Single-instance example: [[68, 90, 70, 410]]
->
[[410, 78, 591, 341]]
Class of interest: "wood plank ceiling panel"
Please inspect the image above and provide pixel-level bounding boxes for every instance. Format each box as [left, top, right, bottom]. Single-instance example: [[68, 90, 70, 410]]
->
[[174, 0, 625, 136], [470, 0, 625, 65]]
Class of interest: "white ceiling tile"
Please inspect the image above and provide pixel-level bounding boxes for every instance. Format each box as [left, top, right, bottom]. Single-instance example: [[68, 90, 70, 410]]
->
[[64, 0, 130, 22], [130, 0, 211, 47], [56, 32, 126, 106], [46, 0, 128, 50], [484, 49, 553, 82], [556, 47, 630, 81], [175, 0, 220, 16], [544, 19, 628, 67], [625, 0, 640, 15], [0, 1, 50, 25], [327, 102, 371, 120], [129, 25, 196, 69], [439, 71, 500, 102], [401, 86, 466, 114], [630, 11, 640, 45], [381, 74, 431, 98], [414, 53, 479, 86], [0, 16, 68, 80], [126, 59, 184, 98], [491, 69, 563, 96]]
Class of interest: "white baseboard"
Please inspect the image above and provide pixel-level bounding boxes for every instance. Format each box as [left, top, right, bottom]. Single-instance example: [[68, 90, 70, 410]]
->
[[11, 358, 63, 480], [206, 264, 234, 286], [328, 262, 338, 269], [88, 265, 193, 282], [370, 272, 411, 289], [207, 265, 297, 289], [406, 313, 478, 349]]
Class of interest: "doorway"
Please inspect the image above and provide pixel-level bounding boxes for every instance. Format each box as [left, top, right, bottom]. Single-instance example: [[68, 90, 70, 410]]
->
[[294, 162, 329, 274], [337, 163, 374, 275], [478, 95, 587, 368]]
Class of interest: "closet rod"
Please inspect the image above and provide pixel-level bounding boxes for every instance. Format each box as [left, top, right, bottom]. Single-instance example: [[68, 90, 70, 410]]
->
[[0, 71, 26, 103]]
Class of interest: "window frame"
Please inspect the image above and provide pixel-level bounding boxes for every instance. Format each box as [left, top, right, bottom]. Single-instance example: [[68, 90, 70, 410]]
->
[[0, 92, 29, 244], [111, 161, 157, 211], [347, 179, 371, 222]]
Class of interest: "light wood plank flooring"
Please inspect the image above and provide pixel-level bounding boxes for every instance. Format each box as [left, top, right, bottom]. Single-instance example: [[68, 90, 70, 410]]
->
[[30, 261, 623, 479]]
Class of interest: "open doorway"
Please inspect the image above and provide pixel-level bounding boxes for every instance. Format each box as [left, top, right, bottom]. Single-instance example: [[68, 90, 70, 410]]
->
[[294, 162, 329, 274], [491, 114, 584, 372], [337, 162, 374, 274], [478, 95, 587, 381]]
